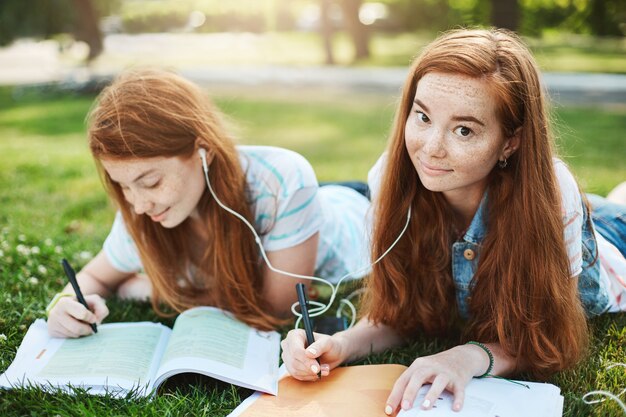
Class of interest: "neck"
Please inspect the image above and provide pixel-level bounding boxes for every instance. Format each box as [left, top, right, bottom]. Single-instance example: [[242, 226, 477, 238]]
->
[[443, 183, 486, 229], [189, 213, 208, 241]]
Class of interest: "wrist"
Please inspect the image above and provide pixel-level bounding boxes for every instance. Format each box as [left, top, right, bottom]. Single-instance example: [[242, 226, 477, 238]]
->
[[45, 292, 74, 316], [333, 332, 354, 363], [464, 341, 494, 378]]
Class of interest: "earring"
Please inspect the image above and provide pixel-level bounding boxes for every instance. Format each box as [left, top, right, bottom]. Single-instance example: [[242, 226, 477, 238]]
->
[[498, 158, 507, 169]]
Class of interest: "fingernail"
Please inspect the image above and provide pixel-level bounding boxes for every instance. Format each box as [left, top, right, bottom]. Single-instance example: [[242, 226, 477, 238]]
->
[[311, 364, 319, 374], [422, 399, 431, 408], [307, 347, 317, 355], [453, 403, 461, 411], [401, 400, 410, 410], [385, 405, 393, 415]]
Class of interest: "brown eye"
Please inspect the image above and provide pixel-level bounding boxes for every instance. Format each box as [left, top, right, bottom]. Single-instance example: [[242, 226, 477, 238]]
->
[[415, 111, 430, 123], [454, 126, 472, 137]]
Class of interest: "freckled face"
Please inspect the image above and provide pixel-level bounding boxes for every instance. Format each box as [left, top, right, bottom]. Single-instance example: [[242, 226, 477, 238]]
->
[[102, 155, 206, 228], [405, 72, 512, 203]]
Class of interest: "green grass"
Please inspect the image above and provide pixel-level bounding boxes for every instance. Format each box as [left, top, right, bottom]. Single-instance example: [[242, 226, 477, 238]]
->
[[85, 31, 626, 74], [0, 86, 625, 416]]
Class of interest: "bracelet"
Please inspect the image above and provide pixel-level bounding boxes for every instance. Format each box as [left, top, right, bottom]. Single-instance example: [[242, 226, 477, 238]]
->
[[45, 292, 74, 317], [466, 341, 494, 378]]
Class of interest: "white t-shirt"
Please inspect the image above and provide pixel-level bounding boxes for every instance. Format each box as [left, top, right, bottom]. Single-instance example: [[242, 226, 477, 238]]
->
[[554, 159, 625, 312], [103, 146, 371, 283]]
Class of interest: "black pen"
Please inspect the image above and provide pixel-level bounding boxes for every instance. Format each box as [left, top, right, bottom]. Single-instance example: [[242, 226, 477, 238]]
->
[[61, 258, 98, 333], [296, 283, 320, 379]]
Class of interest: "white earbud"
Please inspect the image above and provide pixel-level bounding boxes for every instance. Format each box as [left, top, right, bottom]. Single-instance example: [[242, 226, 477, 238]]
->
[[198, 148, 209, 174]]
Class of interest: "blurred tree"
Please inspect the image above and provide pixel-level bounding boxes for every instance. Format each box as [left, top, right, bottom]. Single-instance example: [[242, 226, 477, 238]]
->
[[320, 0, 336, 64], [0, 0, 115, 61], [519, 0, 624, 37], [72, 0, 103, 61], [491, 0, 519, 31], [587, 0, 623, 36], [338, 0, 370, 60]]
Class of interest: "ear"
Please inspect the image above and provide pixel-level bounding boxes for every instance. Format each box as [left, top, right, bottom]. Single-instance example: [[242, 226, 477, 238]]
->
[[500, 127, 521, 160], [194, 137, 215, 164]]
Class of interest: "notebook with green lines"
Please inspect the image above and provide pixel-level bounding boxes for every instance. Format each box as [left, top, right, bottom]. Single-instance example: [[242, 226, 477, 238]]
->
[[0, 307, 280, 398]]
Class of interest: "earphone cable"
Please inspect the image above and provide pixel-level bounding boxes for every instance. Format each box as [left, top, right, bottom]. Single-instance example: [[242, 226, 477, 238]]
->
[[200, 151, 411, 327]]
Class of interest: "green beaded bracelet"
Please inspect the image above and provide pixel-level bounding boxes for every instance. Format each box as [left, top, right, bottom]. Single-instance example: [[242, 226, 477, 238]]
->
[[466, 341, 494, 378]]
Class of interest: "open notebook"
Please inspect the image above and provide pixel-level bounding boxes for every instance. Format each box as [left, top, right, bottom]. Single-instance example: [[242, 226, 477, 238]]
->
[[229, 364, 564, 417], [0, 306, 280, 398]]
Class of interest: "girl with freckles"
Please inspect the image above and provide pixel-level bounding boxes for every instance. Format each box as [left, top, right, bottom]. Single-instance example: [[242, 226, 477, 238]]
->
[[280, 28, 626, 414], [45, 69, 371, 337]]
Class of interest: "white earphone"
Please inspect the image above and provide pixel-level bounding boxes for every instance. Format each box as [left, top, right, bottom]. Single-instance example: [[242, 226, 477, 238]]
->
[[197, 147, 411, 328], [198, 148, 209, 173]]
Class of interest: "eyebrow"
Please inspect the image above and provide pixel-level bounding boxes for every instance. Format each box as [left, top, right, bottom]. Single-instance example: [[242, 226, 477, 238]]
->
[[414, 98, 485, 127]]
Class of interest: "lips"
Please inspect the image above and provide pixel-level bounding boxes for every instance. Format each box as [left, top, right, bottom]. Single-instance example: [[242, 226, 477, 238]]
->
[[149, 208, 169, 222], [419, 159, 452, 175]]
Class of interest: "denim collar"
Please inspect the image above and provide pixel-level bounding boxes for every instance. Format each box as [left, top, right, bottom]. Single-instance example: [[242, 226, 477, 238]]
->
[[461, 192, 488, 244]]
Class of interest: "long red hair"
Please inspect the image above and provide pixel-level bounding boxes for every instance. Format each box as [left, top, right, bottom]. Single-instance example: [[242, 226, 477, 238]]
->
[[87, 68, 284, 330], [364, 29, 588, 378]]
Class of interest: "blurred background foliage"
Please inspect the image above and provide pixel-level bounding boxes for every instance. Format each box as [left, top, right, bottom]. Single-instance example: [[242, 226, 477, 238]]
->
[[0, 0, 624, 64]]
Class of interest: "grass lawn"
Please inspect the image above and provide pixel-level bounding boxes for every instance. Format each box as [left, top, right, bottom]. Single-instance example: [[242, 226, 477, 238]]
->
[[0, 85, 624, 416]]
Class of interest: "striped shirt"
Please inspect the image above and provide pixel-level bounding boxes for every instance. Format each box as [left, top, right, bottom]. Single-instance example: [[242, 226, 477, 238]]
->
[[103, 146, 371, 283]]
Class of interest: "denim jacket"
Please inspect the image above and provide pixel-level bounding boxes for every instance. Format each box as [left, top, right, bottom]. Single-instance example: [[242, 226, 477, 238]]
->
[[452, 194, 609, 319]]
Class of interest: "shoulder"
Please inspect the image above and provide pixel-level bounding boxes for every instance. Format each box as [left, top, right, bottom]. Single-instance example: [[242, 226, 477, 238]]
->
[[367, 153, 388, 201], [552, 158, 582, 214], [238, 145, 318, 191]]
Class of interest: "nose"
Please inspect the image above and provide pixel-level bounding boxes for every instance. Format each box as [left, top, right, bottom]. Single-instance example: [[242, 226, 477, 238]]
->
[[421, 127, 447, 158], [129, 190, 154, 215]]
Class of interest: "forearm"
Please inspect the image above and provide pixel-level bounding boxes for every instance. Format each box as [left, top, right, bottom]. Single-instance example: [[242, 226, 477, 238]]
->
[[263, 234, 319, 317], [61, 271, 115, 298], [336, 317, 405, 363]]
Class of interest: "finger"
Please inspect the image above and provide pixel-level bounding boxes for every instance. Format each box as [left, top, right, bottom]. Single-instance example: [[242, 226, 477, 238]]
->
[[283, 330, 312, 365], [421, 374, 450, 410], [280, 356, 321, 381], [56, 315, 94, 338], [85, 295, 109, 322], [320, 363, 330, 377], [64, 299, 97, 324], [401, 372, 429, 411], [283, 355, 319, 376], [281, 330, 319, 379], [385, 370, 411, 414], [283, 329, 308, 350], [304, 333, 333, 359], [451, 381, 466, 412], [47, 307, 78, 338]]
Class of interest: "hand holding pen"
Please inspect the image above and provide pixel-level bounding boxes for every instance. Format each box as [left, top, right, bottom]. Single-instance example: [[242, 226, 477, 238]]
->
[[296, 283, 321, 379], [45, 259, 109, 338], [62, 259, 98, 333]]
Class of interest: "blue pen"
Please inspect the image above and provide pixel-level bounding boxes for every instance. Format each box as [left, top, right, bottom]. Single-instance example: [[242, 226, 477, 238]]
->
[[296, 283, 320, 379], [62, 258, 98, 333]]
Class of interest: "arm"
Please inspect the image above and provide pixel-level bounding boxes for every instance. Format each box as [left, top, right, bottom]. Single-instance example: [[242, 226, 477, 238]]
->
[[281, 316, 404, 381], [261, 232, 319, 318], [47, 250, 135, 338], [60, 250, 134, 296]]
